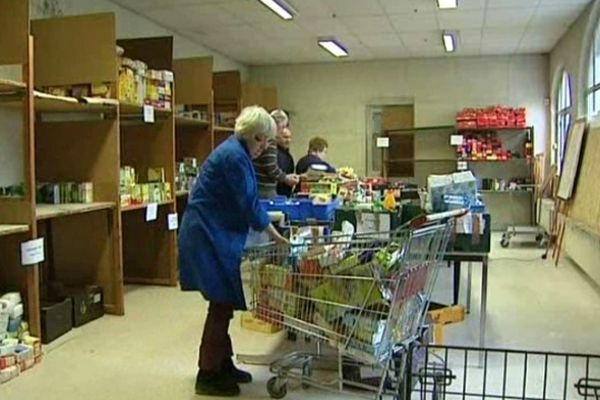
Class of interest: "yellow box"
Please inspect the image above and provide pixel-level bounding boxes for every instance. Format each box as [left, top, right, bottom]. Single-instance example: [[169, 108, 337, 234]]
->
[[148, 167, 165, 183], [141, 184, 150, 203], [427, 305, 465, 325], [240, 311, 282, 334]]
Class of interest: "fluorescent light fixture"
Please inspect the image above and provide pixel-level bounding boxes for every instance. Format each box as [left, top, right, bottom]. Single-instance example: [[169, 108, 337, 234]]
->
[[442, 32, 456, 52], [258, 0, 295, 20], [437, 0, 458, 9], [318, 38, 349, 58]]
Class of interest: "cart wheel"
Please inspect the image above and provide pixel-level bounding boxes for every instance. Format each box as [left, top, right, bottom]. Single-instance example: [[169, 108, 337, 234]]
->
[[302, 362, 312, 389], [500, 237, 510, 248], [267, 377, 287, 399]]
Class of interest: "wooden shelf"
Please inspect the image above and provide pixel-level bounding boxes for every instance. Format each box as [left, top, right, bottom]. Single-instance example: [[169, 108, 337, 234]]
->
[[121, 199, 174, 213], [35, 92, 118, 113], [0, 224, 29, 237], [175, 115, 210, 127], [0, 78, 26, 94], [119, 102, 172, 119], [36, 202, 115, 220], [176, 190, 189, 197], [214, 126, 235, 132]]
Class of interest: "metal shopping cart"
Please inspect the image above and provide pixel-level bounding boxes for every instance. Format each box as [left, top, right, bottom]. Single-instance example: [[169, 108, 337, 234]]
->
[[405, 344, 600, 400], [244, 218, 454, 399]]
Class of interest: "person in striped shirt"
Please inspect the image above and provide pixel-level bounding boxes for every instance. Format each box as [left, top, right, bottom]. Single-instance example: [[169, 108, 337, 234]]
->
[[253, 109, 299, 198]]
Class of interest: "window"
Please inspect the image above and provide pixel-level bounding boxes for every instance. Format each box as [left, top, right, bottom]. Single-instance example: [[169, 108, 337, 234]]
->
[[555, 70, 572, 174], [587, 22, 600, 116]]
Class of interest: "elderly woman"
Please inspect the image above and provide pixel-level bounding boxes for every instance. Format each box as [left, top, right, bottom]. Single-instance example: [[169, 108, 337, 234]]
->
[[178, 106, 287, 397]]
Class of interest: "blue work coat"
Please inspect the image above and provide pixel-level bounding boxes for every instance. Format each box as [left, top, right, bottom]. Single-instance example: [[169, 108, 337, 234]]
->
[[178, 135, 270, 310]]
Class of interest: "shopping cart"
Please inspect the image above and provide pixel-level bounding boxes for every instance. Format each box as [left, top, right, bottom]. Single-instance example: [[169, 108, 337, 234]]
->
[[405, 344, 600, 400], [244, 218, 454, 399]]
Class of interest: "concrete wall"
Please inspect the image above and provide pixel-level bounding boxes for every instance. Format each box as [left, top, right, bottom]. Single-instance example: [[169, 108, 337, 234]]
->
[[250, 55, 549, 177], [549, 1, 600, 287], [30, 0, 246, 74]]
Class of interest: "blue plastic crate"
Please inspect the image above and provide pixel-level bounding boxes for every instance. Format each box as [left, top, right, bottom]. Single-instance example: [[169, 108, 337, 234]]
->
[[311, 198, 340, 221]]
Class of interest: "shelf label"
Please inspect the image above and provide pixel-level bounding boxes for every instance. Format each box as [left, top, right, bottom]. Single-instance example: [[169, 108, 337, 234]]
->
[[21, 238, 45, 266], [143, 105, 155, 123], [376, 137, 390, 148], [146, 203, 158, 221], [450, 135, 464, 146], [457, 161, 468, 171], [168, 213, 179, 231]]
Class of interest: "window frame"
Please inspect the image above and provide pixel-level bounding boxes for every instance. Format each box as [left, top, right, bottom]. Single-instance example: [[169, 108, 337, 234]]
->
[[586, 21, 600, 116], [555, 70, 573, 174]]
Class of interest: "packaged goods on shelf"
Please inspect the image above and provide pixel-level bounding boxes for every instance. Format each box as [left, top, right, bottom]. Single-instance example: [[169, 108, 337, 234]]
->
[[146, 69, 173, 110], [176, 158, 200, 193], [456, 133, 516, 161], [36, 182, 94, 204], [214, 111, 237, 127], [120, 165, 172, 207], [0, 183, 25, 198], [176, 104, 210, 121], [41, 82, 113, 99], [456, 106, 527, 129]]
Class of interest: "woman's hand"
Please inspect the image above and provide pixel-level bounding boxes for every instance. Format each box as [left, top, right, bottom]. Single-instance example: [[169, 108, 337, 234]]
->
[[265, 224, 289, 245]]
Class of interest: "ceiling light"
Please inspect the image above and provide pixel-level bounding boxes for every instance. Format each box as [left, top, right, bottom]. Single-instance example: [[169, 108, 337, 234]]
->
[[318, 38, 349, 58], [442, 32, 456, 52], [437, 0, 458, 9], [258, 0, 295, 20]]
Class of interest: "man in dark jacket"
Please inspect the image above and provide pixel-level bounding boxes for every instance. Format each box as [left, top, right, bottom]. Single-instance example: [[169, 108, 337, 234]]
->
[[296, 136, 336, 175], [276, 127, 295, 197]]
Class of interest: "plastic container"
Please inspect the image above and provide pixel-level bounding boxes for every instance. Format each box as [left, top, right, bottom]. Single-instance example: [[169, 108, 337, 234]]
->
[[312, 198, 340, 221]]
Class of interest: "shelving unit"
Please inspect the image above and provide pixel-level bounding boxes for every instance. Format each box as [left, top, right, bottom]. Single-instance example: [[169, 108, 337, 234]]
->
[[117, 36, 177, 287], [173, 56, 214, 220], [383, 125, 535, 230], [31, 13, 124, 316], [0, 0, 39, 336], [458, 127, 534, 230], [383, 126, 457, 186], [213, 71, 241, 147]]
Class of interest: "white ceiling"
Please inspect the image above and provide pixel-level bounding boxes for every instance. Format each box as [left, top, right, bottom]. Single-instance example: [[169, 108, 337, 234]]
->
[[111, 0, 592, 65]]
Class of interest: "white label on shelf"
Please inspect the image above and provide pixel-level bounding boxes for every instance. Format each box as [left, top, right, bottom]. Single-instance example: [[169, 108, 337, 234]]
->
[[450, 135, 464, 146], [143, 105, 155, 123], [21, 238, 45, 266], [376, 137, 390, 148], [457, 161, 468, 171], [168, 213, 179, 231], [146, 203, 158, 221]]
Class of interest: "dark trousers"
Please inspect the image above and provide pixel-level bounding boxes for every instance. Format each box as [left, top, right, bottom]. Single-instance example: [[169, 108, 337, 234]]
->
[[198, 302, 234, 372]]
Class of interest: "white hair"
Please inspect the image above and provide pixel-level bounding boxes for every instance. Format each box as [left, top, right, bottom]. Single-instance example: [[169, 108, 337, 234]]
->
[[270, 109, 289, 127], [235, 105, 276, 140]]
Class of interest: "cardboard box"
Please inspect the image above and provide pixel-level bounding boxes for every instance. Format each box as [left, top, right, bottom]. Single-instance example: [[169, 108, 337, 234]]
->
[[41, 298, 73, 344], [241, 311, 281, 334]]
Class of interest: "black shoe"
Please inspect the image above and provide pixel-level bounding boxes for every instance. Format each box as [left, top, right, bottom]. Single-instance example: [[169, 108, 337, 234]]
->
[[221, 358, 253, 384], [195, 370, 240, 397]]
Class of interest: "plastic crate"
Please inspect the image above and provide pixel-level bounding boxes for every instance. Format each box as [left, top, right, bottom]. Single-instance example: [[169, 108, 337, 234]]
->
[[311, 198, 340, 221]]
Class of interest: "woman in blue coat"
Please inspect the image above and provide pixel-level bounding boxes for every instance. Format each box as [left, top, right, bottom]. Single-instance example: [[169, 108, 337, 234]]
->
[[178, 106, 287, 397]]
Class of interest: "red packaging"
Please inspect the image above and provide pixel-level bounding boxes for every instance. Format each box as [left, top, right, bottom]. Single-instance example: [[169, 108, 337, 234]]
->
[[0, 355, 16, 370]]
